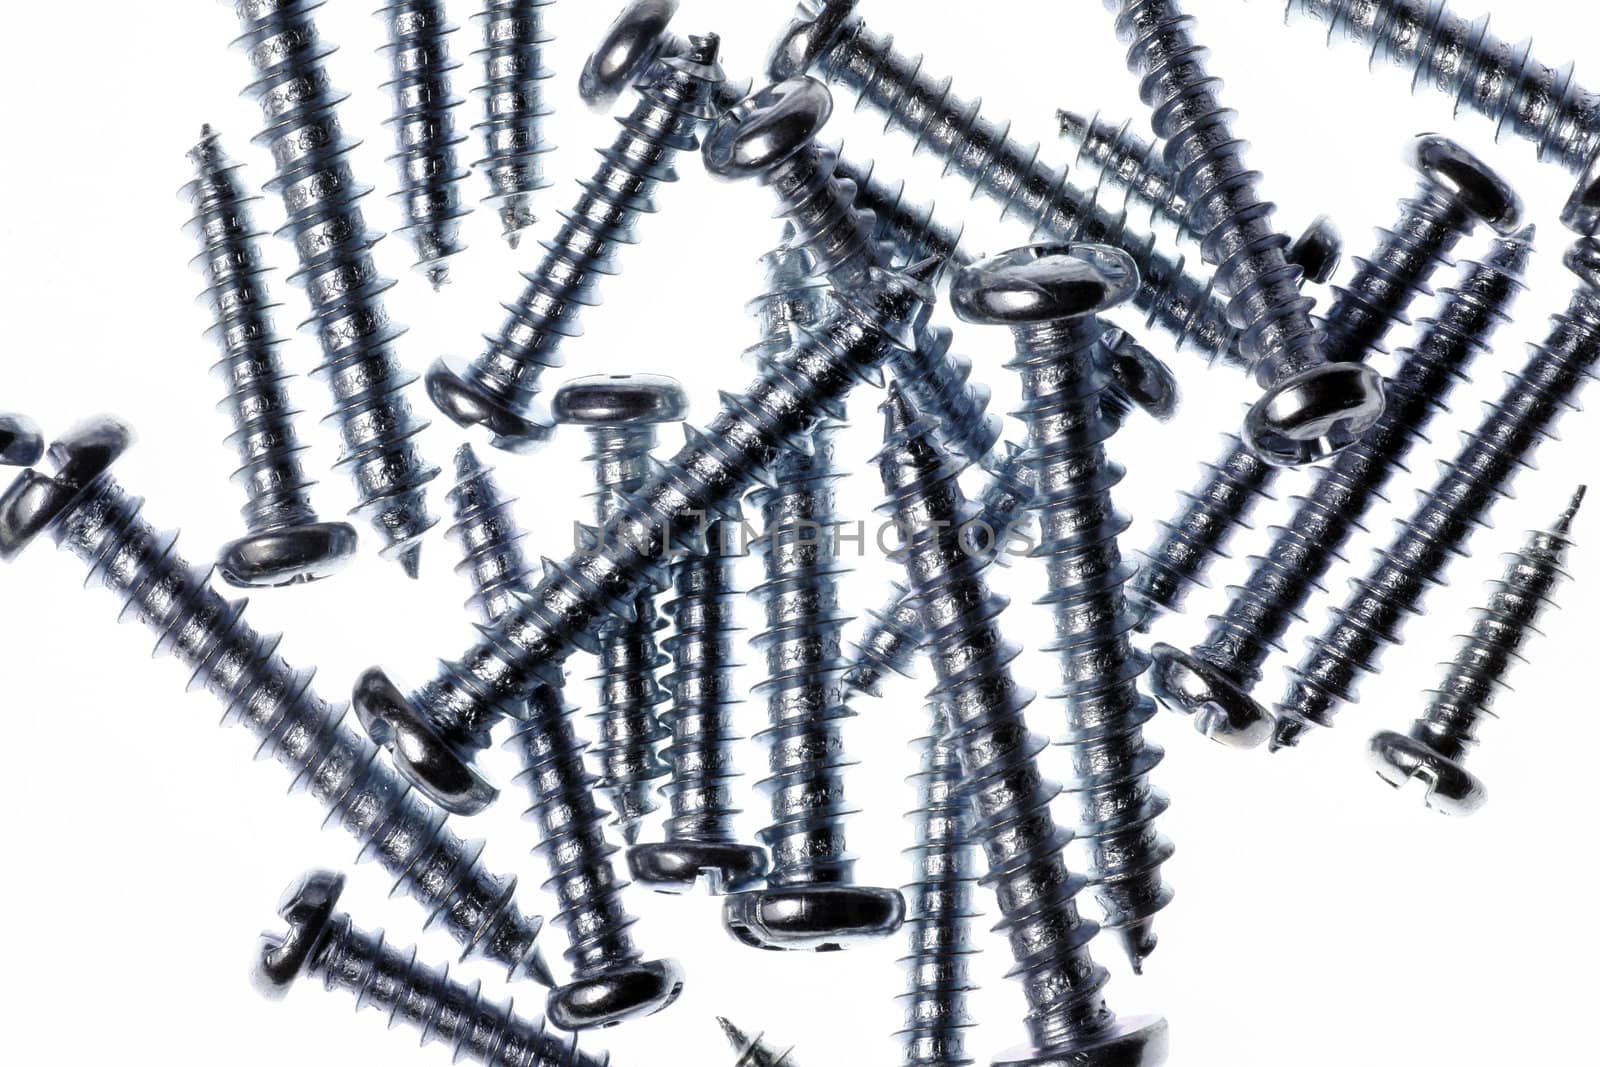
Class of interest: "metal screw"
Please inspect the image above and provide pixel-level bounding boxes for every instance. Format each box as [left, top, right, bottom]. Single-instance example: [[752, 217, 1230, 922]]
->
[[181, 125, 359, 589], [1370, 488, 1585, 814], [1130, 135, 1523, 627], [255, 870, 606, 1066], [1274, 238, 1600, 749], [1153, 229, 1534, 748], [0, 419, 551, 984], [953, 244, 1174, 973], [0, 413, 42, 468], [578, 0, 752, 116], [425, 27, 725, 453], [447, 444, 683, 1029], [719, 1018, 798, 1067], [376, 0, 470, 289], [1107, 0, 1385, 465], [229, 0, 439, 578], [554, 374, 683, 844], [354, 264, 934, 838], [770, 3, 1243, 370], [472, 0, 555, 247], [897, 699, 979, 1067], [1278, 0, 1600, 233], [874, 381, 1168, 1066]]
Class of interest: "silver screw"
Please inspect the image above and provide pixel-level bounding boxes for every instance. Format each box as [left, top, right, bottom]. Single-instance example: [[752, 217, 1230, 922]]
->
[[1130, 135, 1523, 627], [874, 381, 1168, 1066], [554, 375, 683, 845], [1152, 230, 1534, 748], [447, 445, 683, 1029], [229, 0, 440, 578], [1274, 238, 1600, 750], [578, 0, 752, 116], [953, 244, 1174, 973], [472, 0, 555, 247], [1370, 488, 1585, 814], [1106, 0, 1384, 465], [1278, 0, 1600, 233], [0, 419, 551, 984], [719, 1018, 798, 1067], [0, 413, 42, 468], [255, 870, 606, 1066], [425, 26, 725, 453], [181, 125, 359, 590], [376, 0, 471, 289], [353, 264, 934, 834]]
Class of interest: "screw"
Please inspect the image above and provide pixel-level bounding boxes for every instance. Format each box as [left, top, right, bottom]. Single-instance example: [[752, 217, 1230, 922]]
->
[[771, 6, 1244, 371], [181, 125, 359, 589], [425, 27, 725, 453], [1278, 0, 1600, 233], [719, 1018, 798, 1067], [874, 381, 1168, 1066], [354, 263, 933, 832], [376, 0, 470, 289], [472, 0, 555, 247], [1370, 487, 1585, 814], [1153, 230, 1534, 748], [953, 244, 1174, 972], [229, 0, 439, 578], [255, 870, 606, 1066], [0, 413, 42, 468], [0, 418, 551, 984], [447, 444, 683, 1029], [1107, 0, 1386, 465], [1274, 237, 1600, 750], [578, 0, 752, 116], [897, 699, 980, 1067], [554, 374, 684, 844], [1130, 135, 1523, 626]]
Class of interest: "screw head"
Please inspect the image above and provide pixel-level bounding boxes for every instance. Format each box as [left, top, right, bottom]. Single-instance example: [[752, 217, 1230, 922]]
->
[[1407, 134, 1523, 235], [767, 0, 860, 81], [426, 357, 552, 454], [1562, 152, 1600, 235], [578, 0, 680, 111], [1244, 361, 1387, 467], [951, 243, 1140, 326], [0, 414, 43, 468], [0, 415, 132, 562], [1100, 328, 1181, 423], [217, 522, 360, 589], [1368, 730, 1488, 816], [703, 77, 833, 181], [252, 869, 345, 1000], [1148, 643, 1273, 750], [626, 841, 770, 895], [993, 1015, 1170, 1067], [722, 884, 906, 952], [546, 958, 685, 1031], [552, 374, 689, 426], [1564, 237, 1600, 290], [1288, 215, 1342, 286], [352, 667, 499, 816]]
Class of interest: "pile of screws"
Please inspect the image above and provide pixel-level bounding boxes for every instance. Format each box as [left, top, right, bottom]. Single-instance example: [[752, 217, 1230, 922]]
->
[[4, 1, 1597, 1064]]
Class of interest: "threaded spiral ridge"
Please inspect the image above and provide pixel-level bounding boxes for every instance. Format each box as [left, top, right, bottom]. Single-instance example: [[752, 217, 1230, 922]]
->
[[472, 0, 554, 245]]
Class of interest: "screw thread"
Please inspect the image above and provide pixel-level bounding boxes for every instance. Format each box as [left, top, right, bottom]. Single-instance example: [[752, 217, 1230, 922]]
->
[[377, 0, 471, 288], [446, 443, 534, 624], [1199, 233, 1532, 687], [809, 10, 1240, 366], [720, 1018, 798, 1067], [231, 0, 439, 575], [832, 154, 971, 274], [471, 0, 555, 246], [49, 473, 546, 979], [1276, 240, 1600, 748], [309, 915, 606, 1067], [873, 387, 1131, 1054], [1010, 317, 1172, 972], [449, 38, 725, 442], [182, 126, 323, 538], [1112, 0, 1325, 387], [1285, 0, 1600, 178], [1057, 111, 1191, 237], [896, 700, 980, 1067]]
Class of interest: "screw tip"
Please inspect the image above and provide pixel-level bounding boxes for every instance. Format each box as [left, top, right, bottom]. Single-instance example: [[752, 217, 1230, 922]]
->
[[1056, 108, 1091, 142], [1556, 485, 1588, 534], [397, 543, 424, 580]]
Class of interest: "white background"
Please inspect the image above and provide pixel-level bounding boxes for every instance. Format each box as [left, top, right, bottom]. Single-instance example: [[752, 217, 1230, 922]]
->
[[1, 1, 1595, 1064]]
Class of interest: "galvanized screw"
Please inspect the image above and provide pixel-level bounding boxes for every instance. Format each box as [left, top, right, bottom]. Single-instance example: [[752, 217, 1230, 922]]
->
[[953, 244, 1174, 973], [1370, 488, 1585, 814], [1131, 135, 1523, 627], [0, 413, 42, 468], [229, 0, 440, 578], [0, 419, 551, 983], [376, 0, 471, 289], [554, 374, 683, 845], [354, 264, 934, 834], [874, 382, 1168, 1067], [447, 444, 683, 1030], [1153, 230, 1534, 748], [255, 870, 606, 1066], [425, 27, 725, 453], [1274, 238, 1600, 749], [472, 0, 555, 247], [578, 0, 752, 116], [719, 1018, 799, 1067], [1278, 0, 1600, 233], [1107, 0, 1385, 466], [181, 125, 359, 589]]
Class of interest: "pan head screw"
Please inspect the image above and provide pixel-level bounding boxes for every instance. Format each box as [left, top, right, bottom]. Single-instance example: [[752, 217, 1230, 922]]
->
[[352, 667, 499, 816], [0, 414, 43, 469], [252, 870, 345, 1000], [579, 0, 680, 108]]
